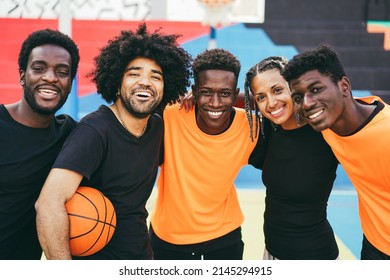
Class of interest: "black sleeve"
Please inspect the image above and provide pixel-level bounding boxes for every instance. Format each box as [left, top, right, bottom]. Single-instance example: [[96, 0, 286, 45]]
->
[[248, 117, 272, 169], [153, 112, 164, 165]]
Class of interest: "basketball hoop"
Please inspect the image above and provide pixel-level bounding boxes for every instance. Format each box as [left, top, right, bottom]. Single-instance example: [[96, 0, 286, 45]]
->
[[197, 0, 236, 28]]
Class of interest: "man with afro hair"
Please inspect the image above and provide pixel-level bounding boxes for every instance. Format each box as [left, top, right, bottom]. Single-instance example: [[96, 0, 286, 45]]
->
[[35, 23, 192, 260], [150, 48, 263, 260]]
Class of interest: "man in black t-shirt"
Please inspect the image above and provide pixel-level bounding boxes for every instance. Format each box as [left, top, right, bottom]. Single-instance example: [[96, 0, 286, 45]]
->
[[0, 29, 80, 260], [35, 23, 192, 260]]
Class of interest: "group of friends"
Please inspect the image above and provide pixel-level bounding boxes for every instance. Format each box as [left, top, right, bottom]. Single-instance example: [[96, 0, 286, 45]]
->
[[1, 23, 389, 260]]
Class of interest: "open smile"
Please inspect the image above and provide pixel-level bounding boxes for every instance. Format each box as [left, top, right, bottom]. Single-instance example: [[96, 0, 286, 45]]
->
[[134, 90, 154, 101], [270, 106, 284, 116], [207, 110, 223, 117], [37, 87, 59, 99], [308, 109, 324, 119]]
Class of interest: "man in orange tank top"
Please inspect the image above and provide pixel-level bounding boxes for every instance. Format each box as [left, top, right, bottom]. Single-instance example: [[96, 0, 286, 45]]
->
[[150, 49, 263, 259], [284, 44, 390, 260]]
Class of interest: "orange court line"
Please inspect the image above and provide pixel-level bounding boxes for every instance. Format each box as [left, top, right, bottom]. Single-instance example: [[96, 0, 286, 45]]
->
[[367, 24, 390, 50]]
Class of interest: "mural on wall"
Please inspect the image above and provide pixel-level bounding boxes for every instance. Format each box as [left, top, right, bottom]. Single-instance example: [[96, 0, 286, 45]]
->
[[0, 0, 211, 105], [0, 0, 151, 20]]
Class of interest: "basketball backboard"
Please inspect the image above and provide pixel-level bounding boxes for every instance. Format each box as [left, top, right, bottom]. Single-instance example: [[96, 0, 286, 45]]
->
[[150, 0, 265, 24]]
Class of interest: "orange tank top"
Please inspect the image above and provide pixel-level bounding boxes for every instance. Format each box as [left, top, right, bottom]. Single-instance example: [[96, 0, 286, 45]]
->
[[151, 104, 258, 244], [322, 96, 390, 255]]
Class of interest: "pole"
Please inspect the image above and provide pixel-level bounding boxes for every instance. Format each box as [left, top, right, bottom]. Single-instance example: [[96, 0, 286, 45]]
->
[[208, 26, 217, 49], [57, 0, 79, 120]]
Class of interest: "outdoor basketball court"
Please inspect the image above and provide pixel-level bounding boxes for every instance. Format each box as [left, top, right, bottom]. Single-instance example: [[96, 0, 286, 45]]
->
[[77, 0, 364, 259], [1, 0, 367, 261]]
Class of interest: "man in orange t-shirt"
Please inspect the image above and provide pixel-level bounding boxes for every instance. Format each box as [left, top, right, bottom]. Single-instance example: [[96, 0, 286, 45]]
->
[[284, 44, 390, 260], [150, 49, 263, 259]]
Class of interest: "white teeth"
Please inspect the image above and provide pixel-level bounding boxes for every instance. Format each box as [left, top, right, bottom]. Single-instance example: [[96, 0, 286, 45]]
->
[[39, 89, 57, 95], [207, 111, 222, 116], [309, 110, 324, 119], [135, 91, 151, 97], [271, 107, 283, 115]]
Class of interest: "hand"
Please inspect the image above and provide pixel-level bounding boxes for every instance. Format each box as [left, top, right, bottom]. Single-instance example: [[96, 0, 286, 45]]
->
[[178, 90, 195, 112]]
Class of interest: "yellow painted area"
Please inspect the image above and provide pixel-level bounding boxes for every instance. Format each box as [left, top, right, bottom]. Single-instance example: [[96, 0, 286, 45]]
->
[[238, 189, 264, 260], [41, 187, 357, 260], [335, 236, 357, 260], [42, 188, 356, 260], [147, 188, 358, 260], [238, 189, 357, 260]]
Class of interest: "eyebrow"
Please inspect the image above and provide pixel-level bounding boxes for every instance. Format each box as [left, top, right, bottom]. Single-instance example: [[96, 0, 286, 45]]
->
[[126, 66, 163, 76], [199, 86, 234, 90], [308, 80, 321, 88], [270, 83, 281, 90], [292, 79, 320, 92], [30, 60, 70, 67]]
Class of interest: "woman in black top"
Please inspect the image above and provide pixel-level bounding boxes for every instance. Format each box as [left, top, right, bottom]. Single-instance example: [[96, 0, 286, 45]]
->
[[244, 56, 339, 259]]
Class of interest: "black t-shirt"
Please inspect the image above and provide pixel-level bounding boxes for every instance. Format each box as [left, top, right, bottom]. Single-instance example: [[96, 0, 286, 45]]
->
[[261, 123, 339, 259], [54, 105, 163, 260], [0, 104, 76, 259]]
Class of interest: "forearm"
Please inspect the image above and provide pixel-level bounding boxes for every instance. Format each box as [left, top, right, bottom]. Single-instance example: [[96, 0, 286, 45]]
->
[[35, 168, 82, 260], [36, 204, 72, 260]]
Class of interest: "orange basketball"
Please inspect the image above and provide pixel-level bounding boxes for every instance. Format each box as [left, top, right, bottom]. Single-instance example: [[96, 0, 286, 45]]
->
[[65, 186, 116, 257]]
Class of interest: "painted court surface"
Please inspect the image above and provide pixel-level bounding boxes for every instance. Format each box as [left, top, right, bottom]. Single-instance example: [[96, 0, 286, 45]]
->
[[146, 164, 361, 260], [1, 20, 368, 260]]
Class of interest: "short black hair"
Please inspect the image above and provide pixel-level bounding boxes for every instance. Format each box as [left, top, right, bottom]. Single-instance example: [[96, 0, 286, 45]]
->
[[283, 44, 346, 85], [244, 56, 288, 140], [192, 48, 241, 87], [89, 22, 192, 111], [18, 28, 80, 81]]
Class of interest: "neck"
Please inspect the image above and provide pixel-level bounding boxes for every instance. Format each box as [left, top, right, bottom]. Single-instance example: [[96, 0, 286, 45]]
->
[[331, 99, 376, 136], [6, 101, 53, 128], [280, 113, 307, 130], [113, 101, 148, 138]]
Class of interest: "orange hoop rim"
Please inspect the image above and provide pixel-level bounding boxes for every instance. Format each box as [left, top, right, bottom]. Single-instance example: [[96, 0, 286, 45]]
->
[[197, 0, 236, 26], [197, 0, 236, 7]]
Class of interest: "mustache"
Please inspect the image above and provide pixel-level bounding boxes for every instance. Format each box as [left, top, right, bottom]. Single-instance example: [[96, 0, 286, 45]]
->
[[34, 84, 62, 93], [130, 86, 155, 95]]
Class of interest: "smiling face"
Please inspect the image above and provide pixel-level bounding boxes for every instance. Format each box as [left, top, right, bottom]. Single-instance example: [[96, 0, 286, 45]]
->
[[193, 69, 239, 135], [119, 57, 164, 119], [290, 70, 346, 132], [250, 68, 297, 129], [20, 44, 72, 115]]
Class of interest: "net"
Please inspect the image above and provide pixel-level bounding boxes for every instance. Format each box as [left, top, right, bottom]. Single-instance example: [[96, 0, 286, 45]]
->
[[197, 0, 236, 27]]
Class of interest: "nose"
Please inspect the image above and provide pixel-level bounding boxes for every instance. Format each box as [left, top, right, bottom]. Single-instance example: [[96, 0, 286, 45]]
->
[[209, 93, 222, 108], [138, 74, 152, 86], [268, 95, 278, 108], [42, 69, 59, 83], [302, 93, 316, 110]]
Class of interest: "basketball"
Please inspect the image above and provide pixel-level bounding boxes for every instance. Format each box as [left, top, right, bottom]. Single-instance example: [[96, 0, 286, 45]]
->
[[65, 186, 116, 257]]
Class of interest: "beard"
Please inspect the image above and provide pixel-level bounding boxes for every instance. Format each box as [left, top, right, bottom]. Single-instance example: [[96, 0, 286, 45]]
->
[[119, 91, 162, 119], [23, 85, 69, 116]]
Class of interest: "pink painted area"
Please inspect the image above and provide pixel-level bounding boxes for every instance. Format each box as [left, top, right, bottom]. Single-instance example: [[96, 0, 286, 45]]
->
[[0, 18, 209, 104]]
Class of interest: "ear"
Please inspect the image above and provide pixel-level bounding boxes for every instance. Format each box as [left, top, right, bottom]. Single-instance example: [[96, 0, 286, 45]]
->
[[339, 77, 351, 97], [19, 70, 25, 86]]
